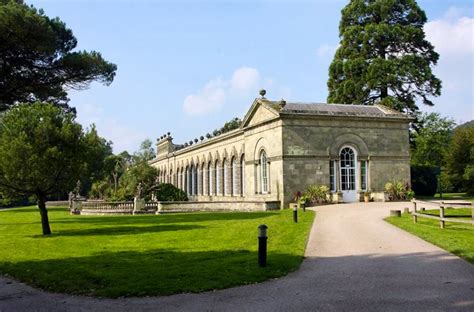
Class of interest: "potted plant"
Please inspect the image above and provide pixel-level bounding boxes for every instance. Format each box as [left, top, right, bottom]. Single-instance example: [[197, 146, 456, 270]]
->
[[363, 190, 371, 203]]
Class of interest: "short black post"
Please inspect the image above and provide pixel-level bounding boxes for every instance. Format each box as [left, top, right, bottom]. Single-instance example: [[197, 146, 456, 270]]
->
[[293, 205, 298, 223], [258, 224, 268, 267]]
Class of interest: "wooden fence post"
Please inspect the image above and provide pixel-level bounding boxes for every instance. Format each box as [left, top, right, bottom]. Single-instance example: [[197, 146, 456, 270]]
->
[[413, 214, 417, 223], [413, 200, 417, 212], [439, 202, 445, 229]]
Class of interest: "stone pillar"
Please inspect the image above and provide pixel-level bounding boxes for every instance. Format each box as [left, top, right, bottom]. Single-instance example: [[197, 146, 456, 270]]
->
[[133, 197, 145, 215]]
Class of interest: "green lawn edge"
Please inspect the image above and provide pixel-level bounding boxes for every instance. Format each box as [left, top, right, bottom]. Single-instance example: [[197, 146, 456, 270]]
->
[[385, 209, 474, 265], [0, 206, 315, 298]]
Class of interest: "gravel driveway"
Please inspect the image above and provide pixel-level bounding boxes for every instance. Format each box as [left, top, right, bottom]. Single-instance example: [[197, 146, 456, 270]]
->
[[1, 202, 473, 311]]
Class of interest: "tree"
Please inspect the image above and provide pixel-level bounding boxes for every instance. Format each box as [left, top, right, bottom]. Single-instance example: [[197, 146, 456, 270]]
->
[[0, 103, 89, 235], [132, 139, 155, 164], [411, 113, 455, 167], [327, 0, 441, 113], [0, 0, 117, 112], [445, 122, 474, 194]]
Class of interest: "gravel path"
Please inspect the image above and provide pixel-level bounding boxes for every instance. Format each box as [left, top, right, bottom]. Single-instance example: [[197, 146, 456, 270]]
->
[[1, 202, 473, 311]]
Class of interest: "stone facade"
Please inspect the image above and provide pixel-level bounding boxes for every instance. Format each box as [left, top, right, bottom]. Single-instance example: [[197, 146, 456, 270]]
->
[[150, 96, 412, 209]]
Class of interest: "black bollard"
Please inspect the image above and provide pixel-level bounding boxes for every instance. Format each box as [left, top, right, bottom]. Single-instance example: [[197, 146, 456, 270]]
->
[[258, 224, 268, 267], [293, 205, 298, 223]]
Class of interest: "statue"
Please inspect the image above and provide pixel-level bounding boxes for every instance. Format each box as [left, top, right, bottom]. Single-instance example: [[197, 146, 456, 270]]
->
[[68, 191, 75, 209], [136, 182, 143, 199], [73, 180, 81, 197]]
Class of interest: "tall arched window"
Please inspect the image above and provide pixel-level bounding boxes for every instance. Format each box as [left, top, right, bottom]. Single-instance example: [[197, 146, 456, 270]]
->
[[232, 157, 237, 196], [216, 161, 221, 195], [194, 165, 198, 195], [208, 162, 212, 195], [241, 155, 245, 195], [340, 147, 356, 191], [260, 151, 268, 194], [223, 158, 228, 196]]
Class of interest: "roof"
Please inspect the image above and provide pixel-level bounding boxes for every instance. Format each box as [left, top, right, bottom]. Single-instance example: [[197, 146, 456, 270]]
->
[[275, 102, 411, 119]]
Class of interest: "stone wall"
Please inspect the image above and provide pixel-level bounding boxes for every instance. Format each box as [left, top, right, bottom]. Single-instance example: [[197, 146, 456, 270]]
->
[[157, 200, 280, 214]]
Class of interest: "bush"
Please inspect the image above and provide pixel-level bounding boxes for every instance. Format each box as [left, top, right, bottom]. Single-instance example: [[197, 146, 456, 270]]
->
[[152, 183, 188, 202], [384, 180, 414, 201], [410, 165, 438, 196], [302, 185, 329, 204]]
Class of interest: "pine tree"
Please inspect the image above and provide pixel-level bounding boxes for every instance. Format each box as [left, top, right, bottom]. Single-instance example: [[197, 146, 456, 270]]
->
[[327, 0, 441, 113]]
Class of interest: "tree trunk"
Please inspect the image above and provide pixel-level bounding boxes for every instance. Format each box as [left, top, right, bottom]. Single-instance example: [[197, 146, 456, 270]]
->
[[37, 194, 51, 235]]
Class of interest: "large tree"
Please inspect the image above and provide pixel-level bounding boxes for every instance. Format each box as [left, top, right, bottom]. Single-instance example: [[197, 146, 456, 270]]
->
[[327, 0, 441, 113], [0, 0, 117, 112], [0, 103, 89, 235], [410, 113, 455, 167]]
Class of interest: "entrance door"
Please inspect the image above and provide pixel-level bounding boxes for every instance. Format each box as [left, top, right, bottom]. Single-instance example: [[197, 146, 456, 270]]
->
[[340, 147, 357, 202]]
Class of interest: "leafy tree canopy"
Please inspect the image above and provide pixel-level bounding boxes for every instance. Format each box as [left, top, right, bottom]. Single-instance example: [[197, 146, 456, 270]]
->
[[327, 0, 441, 113], [445, 121, 474, 194], [410, 112, 455, 167], [0, 102, 90, 234], [0, 0, 117, 112]]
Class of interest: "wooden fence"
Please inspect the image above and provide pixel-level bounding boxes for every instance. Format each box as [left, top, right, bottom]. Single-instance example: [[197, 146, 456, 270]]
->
[[411, 199, 473, 229]]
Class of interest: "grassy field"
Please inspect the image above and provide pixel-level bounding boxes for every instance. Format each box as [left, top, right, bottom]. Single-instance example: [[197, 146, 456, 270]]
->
[[415, 192, 474, 202], [386, 208, 474, 264], [0, 206, 314, 298]]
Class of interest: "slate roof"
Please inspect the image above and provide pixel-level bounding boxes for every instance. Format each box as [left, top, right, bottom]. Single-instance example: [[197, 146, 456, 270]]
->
[[276, 102, 410, 118]]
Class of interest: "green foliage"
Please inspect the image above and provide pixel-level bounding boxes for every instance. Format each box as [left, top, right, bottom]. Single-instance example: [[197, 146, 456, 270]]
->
[[0, 103, 90, 234], [212, 117, 242, 137], [0, 207, 314, 297], [410, 113, 455, 167], [302, 185, 329, 204], [410, 165, 438, 196], [327, 0, 441, 113], [132, 139, 155, 164], [0, 0, 117, 112], [115, 162, 158, 201], [384, 180, 413, 200], [437, 171, 453, 196], [445, 122, 474, 194], [151, 183, 188, 202]]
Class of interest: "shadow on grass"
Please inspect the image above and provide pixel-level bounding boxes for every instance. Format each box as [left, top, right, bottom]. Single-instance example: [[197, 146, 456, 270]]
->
[[0, 248, 303, 298], [30, 224, 204, 238]]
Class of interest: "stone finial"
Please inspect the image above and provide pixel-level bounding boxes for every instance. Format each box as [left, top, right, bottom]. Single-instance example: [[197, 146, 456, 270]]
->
[[279, 99, 286, 109], [259, 89, 266, 98]]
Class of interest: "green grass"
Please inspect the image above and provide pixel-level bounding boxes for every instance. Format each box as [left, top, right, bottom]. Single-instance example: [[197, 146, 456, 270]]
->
[[386, 208, 474, 264], [0, 206, 314, 298], [416, 192, 474, 202]]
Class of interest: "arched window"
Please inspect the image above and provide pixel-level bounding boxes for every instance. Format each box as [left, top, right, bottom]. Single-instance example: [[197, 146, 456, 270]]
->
[[208, 162, 212, 195], [194, 165, 198, 195], [216, 160, 221, 195], [340, 147, 356, 191], [260, 151, 268, 194], [241, 155, 245, 195], [232, 157, 237, 196], [223, 158, 228, 196]]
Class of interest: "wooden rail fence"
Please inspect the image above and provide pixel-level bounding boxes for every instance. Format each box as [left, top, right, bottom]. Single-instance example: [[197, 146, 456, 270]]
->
[[411, 199, 473, 229]]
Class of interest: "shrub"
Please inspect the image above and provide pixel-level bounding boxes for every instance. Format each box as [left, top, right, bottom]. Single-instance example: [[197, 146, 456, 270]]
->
[[302, 185, 329, 204], [152, 183, 188, 202], [410, 165, 438, 196], [384, 180, 413, 201]]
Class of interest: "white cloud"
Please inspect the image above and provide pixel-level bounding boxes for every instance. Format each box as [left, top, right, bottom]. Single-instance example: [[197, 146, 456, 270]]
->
[[183, 78, 226, 115], [230, 67, 260, 92], [425, 12, 474, 56], [422, 7, 474, 122], [183, 67, 290, 116]]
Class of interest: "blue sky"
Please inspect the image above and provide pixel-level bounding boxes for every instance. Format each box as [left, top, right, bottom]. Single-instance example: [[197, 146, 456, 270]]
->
[[30, 0, 474, 153]]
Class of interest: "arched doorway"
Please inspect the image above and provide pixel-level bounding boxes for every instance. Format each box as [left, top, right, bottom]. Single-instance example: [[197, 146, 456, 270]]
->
[[340, 146, 357, 202]]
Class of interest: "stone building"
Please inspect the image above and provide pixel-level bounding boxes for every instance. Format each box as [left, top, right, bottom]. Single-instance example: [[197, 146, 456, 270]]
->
[[150, 91, 412, 210]]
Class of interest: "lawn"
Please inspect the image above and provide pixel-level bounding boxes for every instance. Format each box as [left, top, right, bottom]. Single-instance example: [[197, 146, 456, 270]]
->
[[386, 208, 474, 264], [415, 192, 474, 202], [0, 206, 314, 298]]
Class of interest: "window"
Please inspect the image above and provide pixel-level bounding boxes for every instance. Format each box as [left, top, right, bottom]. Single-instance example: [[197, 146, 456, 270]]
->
[[232, 157, 238, 195], [260, 151, 268, 194], [329, 160, 336, 192], [360, 160, 367, 191], [223, 159, 228, 196], [241, 156, 245, 195], [340, 147, 356, 191], [208, 162, 212, 195], [216, 161, 221, 195]]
